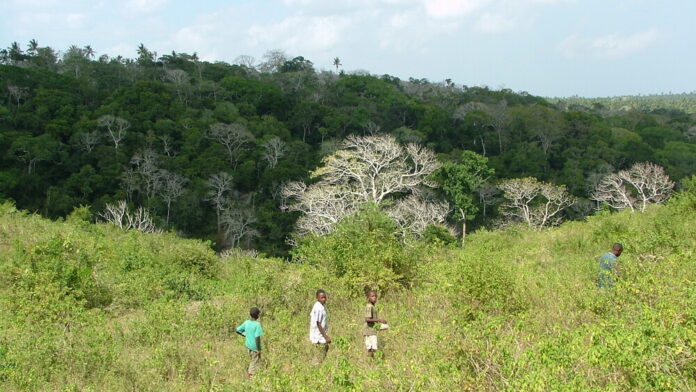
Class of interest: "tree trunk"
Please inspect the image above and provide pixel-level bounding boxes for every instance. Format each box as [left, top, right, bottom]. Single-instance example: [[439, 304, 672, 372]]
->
[[459, 208, 466, 247]]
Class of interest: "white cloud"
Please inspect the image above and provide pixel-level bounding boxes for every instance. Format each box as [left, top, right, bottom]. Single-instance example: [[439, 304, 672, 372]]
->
[[423, 0, 490, 18], [66, 13, 86, 26], [377, 9, 460, 52], [247, 15, 352, 54], [126, 0, 168, 13], [558, 29, 659, 59], [474, 12, 517, 33]]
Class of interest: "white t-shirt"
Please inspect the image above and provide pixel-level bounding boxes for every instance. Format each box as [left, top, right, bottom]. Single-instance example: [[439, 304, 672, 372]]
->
[[309, 301, 328, 344]]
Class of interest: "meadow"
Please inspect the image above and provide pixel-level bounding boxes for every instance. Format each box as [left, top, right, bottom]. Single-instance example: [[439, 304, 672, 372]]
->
[[1, 184, 695, 391]]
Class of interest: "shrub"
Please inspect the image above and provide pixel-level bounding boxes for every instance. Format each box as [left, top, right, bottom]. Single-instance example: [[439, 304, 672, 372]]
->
[[169, 240, 219, 277], [291, 204, 424, 293]]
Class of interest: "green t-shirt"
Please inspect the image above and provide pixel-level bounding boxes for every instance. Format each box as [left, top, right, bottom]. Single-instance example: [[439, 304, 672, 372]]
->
[[363, 302, 378, 336], [236, 320, 264, 352]]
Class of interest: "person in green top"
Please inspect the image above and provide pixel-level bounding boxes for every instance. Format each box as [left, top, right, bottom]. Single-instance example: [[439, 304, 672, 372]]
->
[[236, 307, 264, 377], [598, 243, 623, 288], [363, 288, 387, 358]]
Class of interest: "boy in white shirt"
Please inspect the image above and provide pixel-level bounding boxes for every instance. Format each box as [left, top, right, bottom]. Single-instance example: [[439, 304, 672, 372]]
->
[[309, 289, 331, 364]]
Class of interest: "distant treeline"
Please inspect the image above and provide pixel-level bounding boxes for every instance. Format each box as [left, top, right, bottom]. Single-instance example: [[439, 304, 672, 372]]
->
[[549, 93, 696, 115]]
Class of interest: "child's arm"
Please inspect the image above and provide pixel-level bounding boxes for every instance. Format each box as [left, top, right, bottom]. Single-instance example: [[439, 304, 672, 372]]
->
[[236, 322, 246, 337], [317, 322, 331, 343], [256, 336, 262, 352], [365, 306, 386, 324], [365, 316, 387, 324]]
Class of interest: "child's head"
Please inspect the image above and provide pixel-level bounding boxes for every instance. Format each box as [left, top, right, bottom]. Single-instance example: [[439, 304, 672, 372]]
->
[[365, 287, 377, 304], [249, 307, 261, 320], [316, 289, 327, 305]]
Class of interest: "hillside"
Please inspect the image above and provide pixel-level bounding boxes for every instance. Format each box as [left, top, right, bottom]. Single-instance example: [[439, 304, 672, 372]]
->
[[2, 44, 696, 256], [1, 181, 694, 391]]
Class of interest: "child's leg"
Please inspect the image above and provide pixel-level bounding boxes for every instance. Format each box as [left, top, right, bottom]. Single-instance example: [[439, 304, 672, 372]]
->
[[311, 343, 328, 365], [248, 350, 261, 376], [365, 335, 378, 357]]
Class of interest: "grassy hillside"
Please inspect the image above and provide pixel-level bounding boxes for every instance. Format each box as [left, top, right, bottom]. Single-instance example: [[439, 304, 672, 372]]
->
[[1, 186, 695, 391]]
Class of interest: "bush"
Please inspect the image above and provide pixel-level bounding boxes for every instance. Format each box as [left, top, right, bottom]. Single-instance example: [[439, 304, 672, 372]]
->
[[291, 204, 424, 293], [169, 240, 219, 277], [6, 234, 113, 315]]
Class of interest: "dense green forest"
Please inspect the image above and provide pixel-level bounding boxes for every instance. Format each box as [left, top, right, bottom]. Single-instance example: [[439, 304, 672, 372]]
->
[[0, 182, 694, 390], [1, 41, 695, 255]]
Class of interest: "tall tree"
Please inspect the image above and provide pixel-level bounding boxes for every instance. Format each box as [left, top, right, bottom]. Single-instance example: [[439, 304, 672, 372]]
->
[[591, 162, 674, 212], [205, 172, 235, 233], [207, 122, 254, 170], [282, 134, 442, 238], [158, 170, 187, 224], [98, 115, 130, 149], [434, 151, 493, 244], [498, 177, 575, 229]]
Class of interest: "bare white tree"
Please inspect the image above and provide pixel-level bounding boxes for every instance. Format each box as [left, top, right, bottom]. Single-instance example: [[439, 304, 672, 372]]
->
[[281, 181, 360, 237], [205, 172, 235, 233], [130, 148, 162, 199], [314, 134, 439, 204], [120, 168, 140, 203], [99, 200, 160, 233], [234, 55, 257, 69], [453, 102, 486, 121], [74, 131, 101, 153], [158, 170, 188, 224], [591, 162, 674, 212], [98, 114, 130, 149], [7, 85, 29, 107], [261, 137, 287, 169], [498, 177, 575, 229], [282, 134, 443, 237], [387, 195, 451, 238], [362, 120, 381, 136], [159, 135, 176, 156], [482, 100, 509, 154], [221, 206, 259, 249], [207, 122, 254, 170], [165, 69, 190, 104], [258, 49, 287, 73]]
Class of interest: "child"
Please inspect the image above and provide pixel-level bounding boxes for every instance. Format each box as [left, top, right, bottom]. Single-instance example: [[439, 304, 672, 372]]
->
[[309, 289, 331, 364], [363, 289, 387, 358], [236, 307, 264, 377]]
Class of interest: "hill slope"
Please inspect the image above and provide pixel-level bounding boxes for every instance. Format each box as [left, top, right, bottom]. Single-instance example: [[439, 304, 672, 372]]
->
[[1, 187, 695, 391]]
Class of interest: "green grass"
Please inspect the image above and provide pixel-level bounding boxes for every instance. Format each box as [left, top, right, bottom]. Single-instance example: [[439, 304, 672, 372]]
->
[[0, 193, 695, 391]]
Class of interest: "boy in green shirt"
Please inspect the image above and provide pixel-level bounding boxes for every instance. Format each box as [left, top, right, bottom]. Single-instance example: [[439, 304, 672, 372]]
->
[[236, 307, 264, 377], [363, 289, 387, 358], [598, 243, 623, 288]]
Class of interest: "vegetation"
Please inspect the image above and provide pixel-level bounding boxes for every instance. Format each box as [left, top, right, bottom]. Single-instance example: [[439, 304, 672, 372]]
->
[[1, 180, 694, 391], [1, 40, 695, 390], [1, 41, 695, 256], [550, 93, 696, 115]]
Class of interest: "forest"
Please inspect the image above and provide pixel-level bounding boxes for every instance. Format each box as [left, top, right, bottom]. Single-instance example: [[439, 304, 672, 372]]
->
[[1, 40, 695, 256]]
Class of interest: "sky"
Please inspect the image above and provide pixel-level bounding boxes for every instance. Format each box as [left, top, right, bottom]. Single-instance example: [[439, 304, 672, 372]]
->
[[1, 0, 694, 97]]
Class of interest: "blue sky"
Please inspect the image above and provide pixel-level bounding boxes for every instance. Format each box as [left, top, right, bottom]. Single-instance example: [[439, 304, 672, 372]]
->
[[1, 0, 694, 97]]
